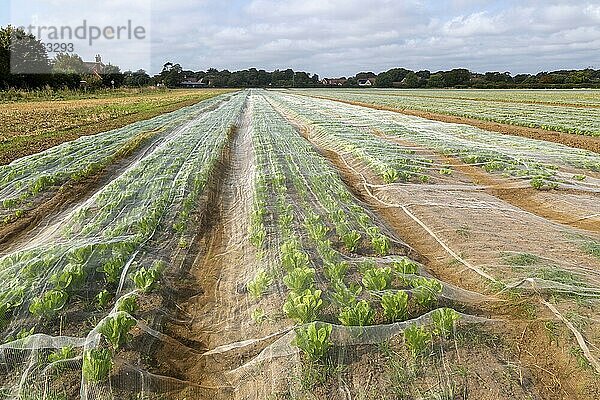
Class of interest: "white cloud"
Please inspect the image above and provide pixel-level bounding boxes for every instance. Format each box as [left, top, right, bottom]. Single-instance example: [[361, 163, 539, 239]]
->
[[8, 0, 600, 75]]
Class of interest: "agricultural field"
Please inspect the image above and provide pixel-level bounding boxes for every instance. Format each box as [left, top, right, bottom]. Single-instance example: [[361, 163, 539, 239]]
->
[[0, 89, 233, 165], [294, 89, 600, 151], [0, 89, 600, 400], [325, 88, 600, 107]]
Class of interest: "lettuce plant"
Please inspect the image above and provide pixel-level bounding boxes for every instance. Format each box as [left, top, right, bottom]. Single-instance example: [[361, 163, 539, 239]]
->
[[48, 346, 76, 372], [50, 263, 86, 293], [392, 258, 420, 275], [338, 300, 374, 326], [283, 289, 323, 323], [251, 308, 267, 324], [283, 266, 315, 293], [247, 270, 273, 299], [0, 288, 24, 329], [116, 295, 138, 315], [305, 214, 329, 241], [29, 290, 68, 320], [372, 234, 390, 256], [249, 225, 266, 248], [293, 322, 332, 361], [99, 256, 126, 284], [48, 346, 75, 362], [431, 308, 460, 338], [0, 302, 9, 329], [281, 241, 310, 272], [98, 312, 137, 350], [342, 230, 361, 252], [96, 290, 112, 309], [382, 169, 399, 184], [66, 246, 93, 266], [330, 281, 361, 308], [410, 277, 443, 309], [132, 260, 165, 293], [3, 327, 34, 344], [83, 348, 113, 382], [323, 260, 349, 282], [362, 267, 392, 291], [404, 325, 431, 358], [381, 291, 409, 322]]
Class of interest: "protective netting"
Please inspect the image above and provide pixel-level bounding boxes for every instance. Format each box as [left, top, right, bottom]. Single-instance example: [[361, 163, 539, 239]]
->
[[264, 90, 600, 376], [0, 95, 229, 224], [292, 88, 600, 136], [0, 92, 246, 399], [1, 89, 599, 399]]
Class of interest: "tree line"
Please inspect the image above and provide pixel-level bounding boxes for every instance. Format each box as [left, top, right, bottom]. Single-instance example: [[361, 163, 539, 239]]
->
[[368, 68, 600, 89], [155, 64, 600, 89], [1, 25, 599, 91]]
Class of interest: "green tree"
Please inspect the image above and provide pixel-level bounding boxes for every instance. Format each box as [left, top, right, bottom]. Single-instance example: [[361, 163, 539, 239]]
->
[[0, 25, 51, 88], [161, 62, 183, 87], [124, 69, 151, 87], [356, 71, 376, 80], [343, 77, 358, 87], [376, 68, 411, 87], [403, 71, 419, 88], [52, 53, 88, 74], [566, 71, 585, 84], [82, 73, 103, 89], [293, 71, 311, 87], [427, 73, 445, 88], [442, 68, 471, 86], [102, 64, 124, 87], [513, 74, 531, 84]]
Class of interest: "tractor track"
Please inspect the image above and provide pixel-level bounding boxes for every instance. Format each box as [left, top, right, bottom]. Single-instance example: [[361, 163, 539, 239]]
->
[[154, 98, 288, 399]]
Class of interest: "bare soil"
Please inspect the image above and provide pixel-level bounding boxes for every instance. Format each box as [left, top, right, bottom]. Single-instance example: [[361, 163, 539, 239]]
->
[[153, 101, 294, 399], [372, 130, 600, 233]]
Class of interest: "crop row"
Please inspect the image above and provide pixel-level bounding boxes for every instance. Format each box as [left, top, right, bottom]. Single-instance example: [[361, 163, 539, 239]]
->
[[0, 92, 246, 359], [245, 92, 459, 361], [351, 89, 600, 107], [296, 89, 600, 137], [265, 93, 439, 184], [0, 95, 232, 223], [273, 91, 600, 190]]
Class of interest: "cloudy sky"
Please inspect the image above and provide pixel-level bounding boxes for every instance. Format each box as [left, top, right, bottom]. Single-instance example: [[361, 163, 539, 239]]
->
[[3, 0, 600, 76]]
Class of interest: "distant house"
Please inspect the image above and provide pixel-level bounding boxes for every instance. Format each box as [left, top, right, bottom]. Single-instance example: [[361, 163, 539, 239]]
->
[[358, 78, 376, 86], [84, 55, 105, 75], [180, 77, 209, 88], [321, 78, 347, 86]]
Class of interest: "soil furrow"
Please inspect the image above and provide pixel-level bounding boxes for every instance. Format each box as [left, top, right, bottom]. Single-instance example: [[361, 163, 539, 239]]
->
[[156, 100, 278, 399], [370, 131, 600, 233]]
